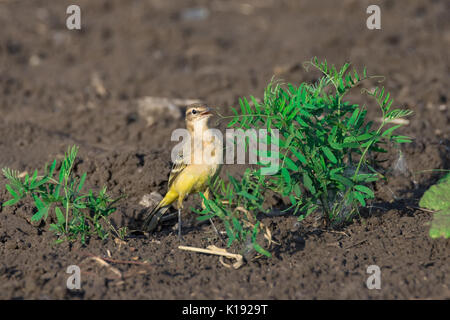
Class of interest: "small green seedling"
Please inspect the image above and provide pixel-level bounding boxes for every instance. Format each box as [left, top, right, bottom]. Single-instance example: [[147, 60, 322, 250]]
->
[[2, 145, 123, 244], [419, 173, 450, 239]]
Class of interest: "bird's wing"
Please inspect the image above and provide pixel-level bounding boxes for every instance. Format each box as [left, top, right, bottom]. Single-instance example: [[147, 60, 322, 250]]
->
[[168, 148, 188, 188]]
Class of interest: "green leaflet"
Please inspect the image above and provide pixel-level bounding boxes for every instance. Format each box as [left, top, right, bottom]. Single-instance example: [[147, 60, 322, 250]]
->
[[354, 185, 374, 198], [321, 146, 337, 164], [303, 173, 316, 194], [428, 209, 450, 239], [419, 174, 450, 211], [420, 174, 450, 239], [284, 157, 299, 171]]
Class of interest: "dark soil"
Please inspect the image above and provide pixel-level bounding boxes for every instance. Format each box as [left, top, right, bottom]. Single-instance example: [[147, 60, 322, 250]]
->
[[0, 0, 449, 299]]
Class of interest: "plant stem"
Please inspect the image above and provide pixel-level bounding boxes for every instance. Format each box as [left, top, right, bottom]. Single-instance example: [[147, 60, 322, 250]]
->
[[352, 121, 385, 179]]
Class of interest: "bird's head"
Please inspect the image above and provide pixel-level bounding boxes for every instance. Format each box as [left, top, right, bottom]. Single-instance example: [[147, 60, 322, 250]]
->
[[185, 103, 213, 127]]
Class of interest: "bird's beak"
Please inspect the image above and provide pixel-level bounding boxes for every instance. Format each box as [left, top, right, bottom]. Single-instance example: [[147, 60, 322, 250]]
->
[[200, 108, 212, 117]]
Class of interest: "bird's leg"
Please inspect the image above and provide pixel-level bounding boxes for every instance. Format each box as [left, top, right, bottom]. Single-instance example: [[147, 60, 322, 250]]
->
[[203, 188, 225, 244], [177, 197, 185, 242], [178, 208, 183, 241]]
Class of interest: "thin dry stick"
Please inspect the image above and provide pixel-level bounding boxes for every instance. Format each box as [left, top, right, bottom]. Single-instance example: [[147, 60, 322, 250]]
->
[[81, 251, 152, 268], [407, 206, 436, 214], [101, 256, 152, 268], [344, 239, 367, 250], [178, 245, 244, 269], [320, 229, 350, 237], [179, 245, 240, 259], [88, 256, 122, 279]]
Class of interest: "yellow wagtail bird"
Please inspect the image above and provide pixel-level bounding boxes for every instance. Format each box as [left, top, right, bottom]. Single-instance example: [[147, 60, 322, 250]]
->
[[142, 103, 222, 239]]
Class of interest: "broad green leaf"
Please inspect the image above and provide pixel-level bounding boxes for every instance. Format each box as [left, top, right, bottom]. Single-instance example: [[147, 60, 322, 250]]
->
[[303, 173, 315, 193], [284, 157, 299, 171], [5, 184, 18, 199], [253, 242, 271, 258], [393, 135, 412, 143], [281, 168, 291, 185], [237, 191, 258, 201], [354, 173, 379, 183], [77, 173, 87, 192], [53, 183, 61, 198], [286, 108, 301, 121], [353, 191, 366, 206], [30, 169, 38, 186], [321, 146, 337, 164], [428, 209, 450, 239], [290, 147, 307, 164], [55, 206, 65, 224], [419, 174, 450, 211], [196, 214, 215, 221], [58, 162, 66, 183], [48, 159, 57, 176], [33, 194, 45, 211], [31, 204, 49, 222], [295, 116, 309, 127], [74, 202, 87, 209], [30, 176, 49, 189], [343, 133, 373, 143], [381, 124, 402, 137], [3, 198, 20, 206], [331, 173, 354, 187], [354, 185, 374, 198], [289, 195, 297, 205], [347, 108, 359, 127], [293, 183, 302, 197]]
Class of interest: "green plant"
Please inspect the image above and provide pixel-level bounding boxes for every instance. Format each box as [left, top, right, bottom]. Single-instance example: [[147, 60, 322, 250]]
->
[[200, 57, 412, 256], [419, 173, 450, 239], [195, 169, 271, 257], [2, 145, 123, 244]]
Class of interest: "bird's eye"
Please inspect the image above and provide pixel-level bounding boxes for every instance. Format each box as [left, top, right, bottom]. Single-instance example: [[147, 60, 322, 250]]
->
[[192, 109, 197, 114]]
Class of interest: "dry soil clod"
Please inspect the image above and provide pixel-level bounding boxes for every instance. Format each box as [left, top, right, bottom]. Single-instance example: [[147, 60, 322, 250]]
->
[[136, 97, 202, 126]]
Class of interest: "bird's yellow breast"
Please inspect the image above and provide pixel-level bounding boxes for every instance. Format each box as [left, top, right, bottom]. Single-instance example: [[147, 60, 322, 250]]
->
[[172, 163, 219, 196]]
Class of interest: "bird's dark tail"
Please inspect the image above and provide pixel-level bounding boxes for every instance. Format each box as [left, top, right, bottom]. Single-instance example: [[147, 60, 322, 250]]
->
[[142, 203, 170, 232]]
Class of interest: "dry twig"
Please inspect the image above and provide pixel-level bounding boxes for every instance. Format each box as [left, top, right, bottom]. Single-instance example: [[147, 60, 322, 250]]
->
[[179, 245, 245, 269]]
